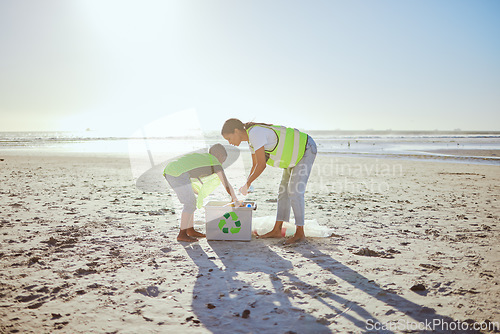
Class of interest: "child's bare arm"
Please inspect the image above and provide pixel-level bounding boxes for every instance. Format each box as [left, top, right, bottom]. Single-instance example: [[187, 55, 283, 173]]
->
[[216, 170, 239, 204]]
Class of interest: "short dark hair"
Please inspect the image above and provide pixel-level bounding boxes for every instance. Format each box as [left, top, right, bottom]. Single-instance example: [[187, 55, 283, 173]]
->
[[209, 143, 227, 164]]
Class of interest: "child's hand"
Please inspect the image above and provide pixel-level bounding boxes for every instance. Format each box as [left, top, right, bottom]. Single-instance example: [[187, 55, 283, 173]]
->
[[231, 196, 242, 207]]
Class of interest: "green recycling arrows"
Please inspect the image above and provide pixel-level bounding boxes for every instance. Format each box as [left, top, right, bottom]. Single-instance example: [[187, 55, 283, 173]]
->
[[218, 211, 241, 234]]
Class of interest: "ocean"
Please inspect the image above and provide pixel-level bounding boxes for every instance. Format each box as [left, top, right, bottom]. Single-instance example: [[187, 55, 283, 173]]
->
[[1, 130, 499, 165]]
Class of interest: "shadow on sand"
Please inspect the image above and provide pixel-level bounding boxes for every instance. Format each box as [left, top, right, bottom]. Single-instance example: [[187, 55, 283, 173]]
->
[[183, 237, 482, 334], [183, 237, 477, 334], [185, 240, 334, 333], [291, 242, 479, 334]]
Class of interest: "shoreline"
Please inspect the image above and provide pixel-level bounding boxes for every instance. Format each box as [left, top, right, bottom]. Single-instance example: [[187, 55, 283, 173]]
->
[[421, 149, 500, 158], [2, 147, 500, 166], [321, 150, 500, 166]]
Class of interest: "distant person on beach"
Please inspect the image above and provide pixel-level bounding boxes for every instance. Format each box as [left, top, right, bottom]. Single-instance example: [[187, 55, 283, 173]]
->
[[221, 119, 317, 244], [163, 144, 240, 242]]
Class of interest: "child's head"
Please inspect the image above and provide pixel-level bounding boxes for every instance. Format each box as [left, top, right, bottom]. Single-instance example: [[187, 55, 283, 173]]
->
[[209, 144, 227, 164]]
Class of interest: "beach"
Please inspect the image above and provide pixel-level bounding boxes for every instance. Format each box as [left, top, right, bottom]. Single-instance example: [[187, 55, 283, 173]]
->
[[0, 151, 499, 333]]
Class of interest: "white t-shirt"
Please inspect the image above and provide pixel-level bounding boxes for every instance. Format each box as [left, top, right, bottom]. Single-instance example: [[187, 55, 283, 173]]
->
[[248, 126, 278, 154]]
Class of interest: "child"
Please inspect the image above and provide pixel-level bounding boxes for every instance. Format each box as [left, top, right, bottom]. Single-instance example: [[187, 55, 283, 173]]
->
[[221, 119, 317, 244], [163, 144, 240, 242]]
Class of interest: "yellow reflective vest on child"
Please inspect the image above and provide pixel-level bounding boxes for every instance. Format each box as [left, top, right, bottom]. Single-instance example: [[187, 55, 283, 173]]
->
[[163, 153, 222, 209]]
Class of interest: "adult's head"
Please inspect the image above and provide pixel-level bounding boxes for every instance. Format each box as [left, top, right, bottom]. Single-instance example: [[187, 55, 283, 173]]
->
[[221, 118, 248, 147], [209, 143, 227, 164]]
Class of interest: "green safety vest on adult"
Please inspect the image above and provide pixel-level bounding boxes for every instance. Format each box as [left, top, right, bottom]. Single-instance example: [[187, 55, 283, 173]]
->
[[163, 153, 222, 209], [247, 125, 308, 168]]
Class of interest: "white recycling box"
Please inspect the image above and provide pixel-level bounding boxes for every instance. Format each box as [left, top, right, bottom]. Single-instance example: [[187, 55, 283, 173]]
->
[[204, 201, 256, 241]]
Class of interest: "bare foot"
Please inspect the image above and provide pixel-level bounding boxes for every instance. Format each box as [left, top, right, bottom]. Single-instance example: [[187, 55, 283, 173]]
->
[[177, 234, 198, 242], [284, 226, 306, 245], [283, 234, 306, 245], [187, 228, 206, 238], [257, 229, 283, 239], [177, 229, 199, 242], [256, 221, 284, 239]]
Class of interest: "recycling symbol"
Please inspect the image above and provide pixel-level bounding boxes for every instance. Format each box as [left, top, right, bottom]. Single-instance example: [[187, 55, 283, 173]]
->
[[218, 212, 241, 234]]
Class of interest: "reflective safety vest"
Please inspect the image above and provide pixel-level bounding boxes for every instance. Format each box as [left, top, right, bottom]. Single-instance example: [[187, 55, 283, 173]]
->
[[247, 125, 308, 168], [163, 153, 222, 209], [163, 153, 221, 177]]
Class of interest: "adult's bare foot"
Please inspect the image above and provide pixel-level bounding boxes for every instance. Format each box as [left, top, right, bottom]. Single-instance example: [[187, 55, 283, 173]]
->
[[256, 221, 284, 239], [257, 228, 283, 239], [283, 234, 306, 245], [284, 226, 306, 245]]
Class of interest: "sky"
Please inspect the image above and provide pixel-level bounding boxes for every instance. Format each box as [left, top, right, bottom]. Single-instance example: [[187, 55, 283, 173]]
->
[[0, 0, 499, 134]]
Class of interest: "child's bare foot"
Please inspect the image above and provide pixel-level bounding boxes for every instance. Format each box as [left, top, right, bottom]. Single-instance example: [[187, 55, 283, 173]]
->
[[186, 227, 205, 238], [177, 234, 198, 242], [177, 229, 199, 242]]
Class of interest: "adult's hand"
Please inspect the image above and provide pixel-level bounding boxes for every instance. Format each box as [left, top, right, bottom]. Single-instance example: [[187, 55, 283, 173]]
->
[[239, 184, 249, 196]]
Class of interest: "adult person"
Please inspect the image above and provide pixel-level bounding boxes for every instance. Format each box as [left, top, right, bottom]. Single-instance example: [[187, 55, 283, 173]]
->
[[221, 119, 317, 244]]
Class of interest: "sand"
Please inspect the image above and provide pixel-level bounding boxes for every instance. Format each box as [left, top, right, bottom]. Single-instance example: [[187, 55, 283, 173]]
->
[[0, 152, 499, 333], [421, 149, 500, 158]]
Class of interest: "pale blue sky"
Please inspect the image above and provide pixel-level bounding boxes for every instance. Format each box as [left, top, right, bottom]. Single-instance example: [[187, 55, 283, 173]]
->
[[0, 0, 499, 133]]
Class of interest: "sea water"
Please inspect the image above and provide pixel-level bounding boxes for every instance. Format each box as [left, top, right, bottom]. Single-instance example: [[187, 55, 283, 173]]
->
[[1, 130, 499, 165]]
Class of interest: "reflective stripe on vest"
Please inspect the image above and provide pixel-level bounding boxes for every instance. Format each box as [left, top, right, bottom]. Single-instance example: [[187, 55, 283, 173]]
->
[[248, 125, 308, 168]]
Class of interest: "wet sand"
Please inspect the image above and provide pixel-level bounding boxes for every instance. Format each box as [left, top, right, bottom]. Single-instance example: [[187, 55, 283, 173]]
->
[[0, 152, 499, 333], [422, 149, 500, 158]]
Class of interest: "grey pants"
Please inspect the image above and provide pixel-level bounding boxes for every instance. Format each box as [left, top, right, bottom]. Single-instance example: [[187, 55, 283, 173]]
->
[[164, 172, 197, 221], [276, 136, 317, 226]]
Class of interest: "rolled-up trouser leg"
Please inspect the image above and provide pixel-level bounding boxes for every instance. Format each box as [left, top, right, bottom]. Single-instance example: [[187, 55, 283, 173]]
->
[[288, 136, 317, 227], [164, 172, 196, 229], [276, 167, 292, 223]]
